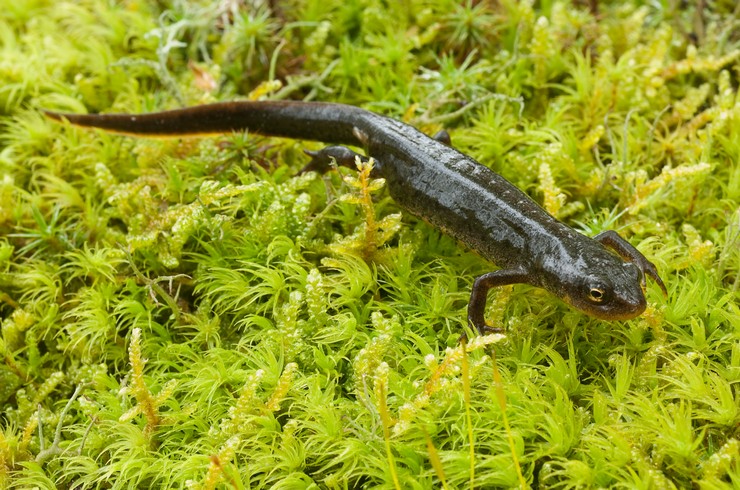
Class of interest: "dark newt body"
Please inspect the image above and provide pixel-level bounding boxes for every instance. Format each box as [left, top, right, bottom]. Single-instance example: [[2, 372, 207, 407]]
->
[[45, 101, 666, 333]]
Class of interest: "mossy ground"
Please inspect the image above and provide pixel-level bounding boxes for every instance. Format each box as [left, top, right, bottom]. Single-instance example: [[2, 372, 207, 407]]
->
[[1, 0, 739, 488]]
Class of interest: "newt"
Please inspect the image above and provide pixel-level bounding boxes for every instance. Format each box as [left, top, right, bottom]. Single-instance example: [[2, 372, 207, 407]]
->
[[45, 101, 667, 334]]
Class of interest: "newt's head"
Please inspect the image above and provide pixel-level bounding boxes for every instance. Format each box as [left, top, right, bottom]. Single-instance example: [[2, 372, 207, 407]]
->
[[563, 261, 647, 320], [539, 240, 649, 321]]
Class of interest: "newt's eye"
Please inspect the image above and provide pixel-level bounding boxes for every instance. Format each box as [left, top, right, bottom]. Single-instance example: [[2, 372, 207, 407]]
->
[[588, 287, 605, 303]]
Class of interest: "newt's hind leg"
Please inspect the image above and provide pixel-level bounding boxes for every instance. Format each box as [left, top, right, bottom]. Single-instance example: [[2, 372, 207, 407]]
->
[[300, 146, 368, 173], [433, 130, 451, 146]]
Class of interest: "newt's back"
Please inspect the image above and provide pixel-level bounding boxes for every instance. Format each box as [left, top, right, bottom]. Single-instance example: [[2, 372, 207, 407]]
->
[[365, 122, 564, 271]]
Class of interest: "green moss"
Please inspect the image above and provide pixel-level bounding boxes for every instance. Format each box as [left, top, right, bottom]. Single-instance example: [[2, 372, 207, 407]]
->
[[1, 0, 740, 488]]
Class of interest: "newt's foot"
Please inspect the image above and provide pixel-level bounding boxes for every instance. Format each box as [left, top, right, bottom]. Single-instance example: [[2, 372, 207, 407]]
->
[[466, 317, 505, 338], [433, 129, 452, 146], [480, 324, 505, 335], [459, 322, 505, 346], [300, 146, 364, 173], [594, 230, 668, 296]]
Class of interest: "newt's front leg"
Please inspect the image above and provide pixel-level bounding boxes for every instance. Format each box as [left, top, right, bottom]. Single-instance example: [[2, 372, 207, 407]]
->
[[595, 230, 667, 295], [467, 269, 529, 335]]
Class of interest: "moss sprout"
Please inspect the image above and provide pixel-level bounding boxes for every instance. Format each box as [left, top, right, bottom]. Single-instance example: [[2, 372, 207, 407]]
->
[[120, 328, 177, 439], [329, 157, 402, 264]]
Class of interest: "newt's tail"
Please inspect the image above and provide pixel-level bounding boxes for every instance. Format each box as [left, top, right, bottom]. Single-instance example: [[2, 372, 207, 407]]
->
[[44, 101, 368, 146]]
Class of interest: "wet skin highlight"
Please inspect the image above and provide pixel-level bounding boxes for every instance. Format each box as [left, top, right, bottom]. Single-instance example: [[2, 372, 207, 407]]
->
[[45, 101, 667, 334]]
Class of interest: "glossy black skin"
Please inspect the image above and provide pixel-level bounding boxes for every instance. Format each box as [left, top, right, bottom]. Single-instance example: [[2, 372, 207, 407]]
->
[[45, 101, 666, 333]]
